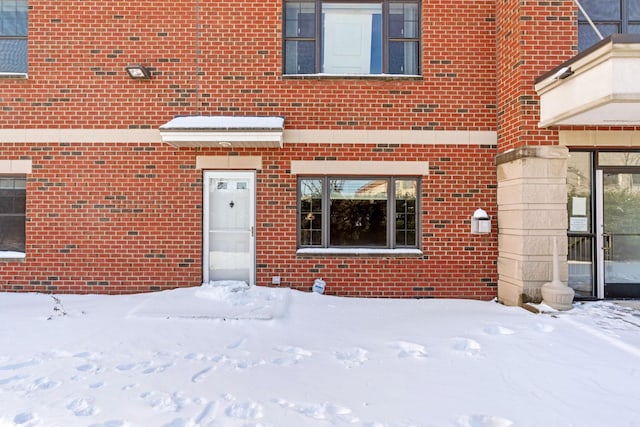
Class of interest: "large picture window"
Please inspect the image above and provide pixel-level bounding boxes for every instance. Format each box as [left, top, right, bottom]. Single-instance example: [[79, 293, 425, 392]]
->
[[0, 0, 28, 74], [298, 177, 419, 248], [578, 0, 640, 52], [284, 1, 420, 75], [0, 176, 26, 254]]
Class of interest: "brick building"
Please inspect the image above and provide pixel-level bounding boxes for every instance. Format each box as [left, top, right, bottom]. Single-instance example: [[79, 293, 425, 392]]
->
[[1, 1, 638, 302]]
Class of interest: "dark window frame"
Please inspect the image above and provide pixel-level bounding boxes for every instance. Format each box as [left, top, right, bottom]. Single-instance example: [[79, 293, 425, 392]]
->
[[578, 0, 640, 52], [0, 0, 28, 75], [297, 175, 420, 249], [0, 175, 26, 253], [283, 0, 421, 75]]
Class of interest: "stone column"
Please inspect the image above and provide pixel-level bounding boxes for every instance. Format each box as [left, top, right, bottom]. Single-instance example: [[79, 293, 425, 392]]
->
[[496, 146, 569, 306]]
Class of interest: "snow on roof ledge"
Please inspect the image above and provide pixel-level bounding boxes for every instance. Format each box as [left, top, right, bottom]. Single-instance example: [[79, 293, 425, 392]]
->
[[159, 116, 285, 148]]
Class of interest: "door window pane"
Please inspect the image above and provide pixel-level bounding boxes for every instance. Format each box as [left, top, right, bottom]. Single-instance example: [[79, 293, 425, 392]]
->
[[567, 152, 594, 297], [598, 151, 640, 166]]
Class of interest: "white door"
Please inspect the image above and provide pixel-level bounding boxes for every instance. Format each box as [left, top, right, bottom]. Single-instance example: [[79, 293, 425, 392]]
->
[[203, 171, 255, 285], [322, 5, 377, 74]]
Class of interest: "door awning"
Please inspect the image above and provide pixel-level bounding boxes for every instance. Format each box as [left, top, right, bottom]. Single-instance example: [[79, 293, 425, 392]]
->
[[159, 116, 285, 148], [535, 34, 640, 127]]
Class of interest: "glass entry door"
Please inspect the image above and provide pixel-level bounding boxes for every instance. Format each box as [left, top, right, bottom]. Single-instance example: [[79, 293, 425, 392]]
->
[[598, 170, 640, 298], [203, 171, 255, 285]]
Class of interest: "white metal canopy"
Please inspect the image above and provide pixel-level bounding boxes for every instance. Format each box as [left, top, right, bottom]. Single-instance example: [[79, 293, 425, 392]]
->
[[159, 116, 285, 148]]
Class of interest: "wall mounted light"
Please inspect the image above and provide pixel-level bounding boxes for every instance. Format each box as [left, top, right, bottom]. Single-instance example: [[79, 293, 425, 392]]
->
[[552, 66, 573, 80], [125, 64, 151, 79]]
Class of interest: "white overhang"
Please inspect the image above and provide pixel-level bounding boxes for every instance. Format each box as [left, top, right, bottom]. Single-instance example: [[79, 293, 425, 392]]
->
[[535, 34, 640, 128], [159, 116, 285, 148]]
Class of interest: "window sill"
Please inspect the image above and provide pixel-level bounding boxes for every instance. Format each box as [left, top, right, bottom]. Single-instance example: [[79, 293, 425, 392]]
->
[[282, 73, 422, 81], [297, 248, 423, 257], [0, 251, 26, 261], [0, 73, 28, 79]]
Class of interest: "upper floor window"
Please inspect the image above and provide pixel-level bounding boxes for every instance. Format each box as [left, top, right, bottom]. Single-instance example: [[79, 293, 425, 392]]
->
[[578, 0, 640, 52], [0, 0, 28, 75], [284, 1, 420, 75]]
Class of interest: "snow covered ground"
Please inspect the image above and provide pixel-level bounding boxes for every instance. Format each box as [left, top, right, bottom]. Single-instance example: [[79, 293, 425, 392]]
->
[[0, 282, 639, 427]]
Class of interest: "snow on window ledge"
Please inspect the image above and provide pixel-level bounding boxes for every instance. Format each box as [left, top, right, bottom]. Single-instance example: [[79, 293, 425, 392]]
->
[[296, 248, 423, 257], [0, 251, 26, 260], [0, 73, 28, 79]]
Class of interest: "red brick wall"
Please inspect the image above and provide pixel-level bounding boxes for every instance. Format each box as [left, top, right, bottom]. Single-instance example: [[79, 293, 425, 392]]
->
[[496, 0, 576, 152], [0, 141, 497, 298], [1, 0, 496, 130], [1, 1, 499, 298]]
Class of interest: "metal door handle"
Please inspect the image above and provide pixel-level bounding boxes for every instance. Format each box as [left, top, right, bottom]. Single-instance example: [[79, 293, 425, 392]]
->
[[602, 233, 611, 251], [250, 226, 254, 237]]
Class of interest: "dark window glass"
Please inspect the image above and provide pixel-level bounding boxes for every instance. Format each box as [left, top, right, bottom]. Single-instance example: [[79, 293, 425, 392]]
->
[[578, 0, 621, 20], [395, 179, 417, 247], [298, 176, 419, 249], [630, 0, 640, 20], [300, 179, 323, 246], [578, 23, 619, 51], [285, 40, 316, 74], [578, 0, 640, 51], [330, 179, 387, 247], [0, 176, 26, 253]]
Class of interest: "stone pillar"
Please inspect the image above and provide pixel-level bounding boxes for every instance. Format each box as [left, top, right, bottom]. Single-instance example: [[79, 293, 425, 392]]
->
[[496, 146, 569, 306]]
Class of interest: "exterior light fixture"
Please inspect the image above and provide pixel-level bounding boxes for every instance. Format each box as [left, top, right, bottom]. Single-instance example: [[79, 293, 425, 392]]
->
[[125, 64, 151, 79], [552, 66, 573, 80]]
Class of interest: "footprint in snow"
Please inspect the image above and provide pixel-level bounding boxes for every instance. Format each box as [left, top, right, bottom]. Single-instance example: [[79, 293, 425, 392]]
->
[[389, 340, 428, 359], [532, 321, 555, 333], [191, 366, 214, 383], [142, 362, 174, 374], [272, 345, 312, 366], [139, 391, 191, 412], [87, 420, 130, 427], [29, 376, 62, 391], [0, 359, 40, 371], [225, 400, 264, 420], [76, 363, 101, 373], [457, 414, 514, 427], [13, 412, 38, 426], [451, 337, 482, 356], [0, 374, 28, 385], [483, 325, 515, 336], [67, 397, 99, 416], [226, 337, 247, 350], [275, 398, 359, 424], [334, 347, 369, 367]]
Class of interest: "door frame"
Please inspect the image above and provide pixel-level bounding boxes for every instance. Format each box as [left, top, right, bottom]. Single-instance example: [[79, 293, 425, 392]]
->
[[595, 167, 640, 298], [202, 170, 256, 285], [595, 169, 605, 299]]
